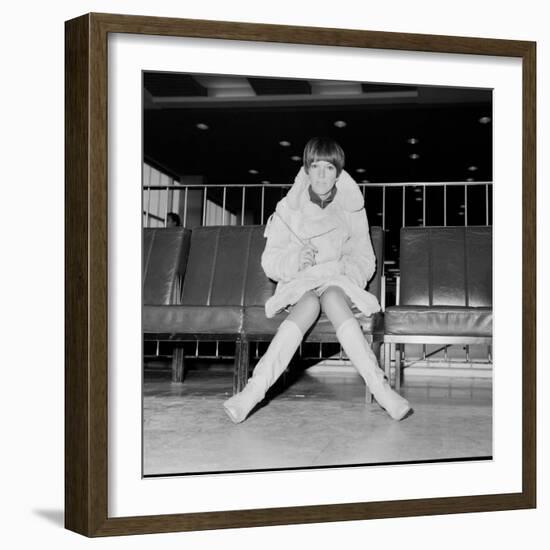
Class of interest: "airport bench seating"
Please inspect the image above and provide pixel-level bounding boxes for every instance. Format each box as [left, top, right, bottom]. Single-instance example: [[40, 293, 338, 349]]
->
[[143, 225, 384, 394]]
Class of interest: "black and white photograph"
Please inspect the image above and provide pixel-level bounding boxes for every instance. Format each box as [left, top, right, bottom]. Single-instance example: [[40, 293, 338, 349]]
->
[[141, 71, 493, 477], [3, 0, 544, 544]]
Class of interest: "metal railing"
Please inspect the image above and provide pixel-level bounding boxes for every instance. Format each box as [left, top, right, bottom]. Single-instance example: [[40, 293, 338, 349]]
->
[[143, 181, 493, 229]]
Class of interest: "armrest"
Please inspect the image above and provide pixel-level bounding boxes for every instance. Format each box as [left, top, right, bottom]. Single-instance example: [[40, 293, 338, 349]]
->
[[381, 275, 386, 312], [395, 275, 401, 306]]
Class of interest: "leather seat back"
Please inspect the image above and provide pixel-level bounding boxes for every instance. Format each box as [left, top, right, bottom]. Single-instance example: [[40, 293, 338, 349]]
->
[[181, 226, 269, 307], [143, 227, 191, 305], [399, 226, 492, 307]]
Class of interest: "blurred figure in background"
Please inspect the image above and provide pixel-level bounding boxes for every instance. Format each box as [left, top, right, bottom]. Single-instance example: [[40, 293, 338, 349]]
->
[[166, 212, 181, 227]]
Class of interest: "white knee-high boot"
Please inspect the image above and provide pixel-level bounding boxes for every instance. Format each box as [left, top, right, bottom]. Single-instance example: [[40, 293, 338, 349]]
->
[[223, 320, 303, 423], [336, 318, 411, 420]]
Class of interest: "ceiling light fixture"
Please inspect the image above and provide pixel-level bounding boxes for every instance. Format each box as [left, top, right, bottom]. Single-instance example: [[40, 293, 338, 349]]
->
[[356, 168, 366, 173], [407, 137, 419, 144], [409, 153, 420, 160], [279, 140, 291, 147], [196, 123, 209, 130], [261, 180, 270, 185], [466, 177, 474, 182], [467, 165, 478, 171], [248, 169, 259, 175], [290, 156, 301, 162], [334, 120, 347, 128], [479, 116, 491, 124]]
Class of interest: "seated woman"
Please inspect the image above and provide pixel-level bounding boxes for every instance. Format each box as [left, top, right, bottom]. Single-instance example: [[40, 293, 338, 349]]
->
[[224, 137, 411, 423]]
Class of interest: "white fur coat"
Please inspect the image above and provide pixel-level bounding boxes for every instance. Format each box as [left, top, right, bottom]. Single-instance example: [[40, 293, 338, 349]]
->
[[261, 167, 381, 319]]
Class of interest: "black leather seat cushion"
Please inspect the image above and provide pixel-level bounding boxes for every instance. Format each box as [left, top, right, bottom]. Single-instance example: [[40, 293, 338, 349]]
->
[[143, 305, 243, 334], [384, 305, 492, 337], [243, 307, 383, 340]]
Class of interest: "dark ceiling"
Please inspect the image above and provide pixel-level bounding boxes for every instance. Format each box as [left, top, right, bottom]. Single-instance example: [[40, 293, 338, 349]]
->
[[143, 72, 493, 186]]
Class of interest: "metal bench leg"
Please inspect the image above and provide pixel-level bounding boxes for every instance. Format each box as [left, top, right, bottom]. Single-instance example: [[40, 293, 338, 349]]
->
[[233, 338, 250, 395], [395, 344, 402, 391], [384, 343, 392, 384], [171, 344, 186, 383]]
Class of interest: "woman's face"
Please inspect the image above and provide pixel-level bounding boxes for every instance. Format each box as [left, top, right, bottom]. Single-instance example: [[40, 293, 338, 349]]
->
[[308, 160, 338, 197]]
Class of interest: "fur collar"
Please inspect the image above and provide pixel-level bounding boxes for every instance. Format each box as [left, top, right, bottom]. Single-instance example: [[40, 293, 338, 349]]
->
[[285, 166, 364, 212]]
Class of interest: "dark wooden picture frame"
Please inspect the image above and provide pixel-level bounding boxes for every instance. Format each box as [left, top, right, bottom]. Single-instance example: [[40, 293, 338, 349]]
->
[[65, 12, 536, 537]]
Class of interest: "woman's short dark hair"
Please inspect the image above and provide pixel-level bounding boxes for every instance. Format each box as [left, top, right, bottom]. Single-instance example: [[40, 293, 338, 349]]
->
[[303, 137, 345, 176]]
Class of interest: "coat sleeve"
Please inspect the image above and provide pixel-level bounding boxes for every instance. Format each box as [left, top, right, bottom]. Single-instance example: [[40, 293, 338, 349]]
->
[[261, 205, 302, 282], [340, 208, 376, 289]]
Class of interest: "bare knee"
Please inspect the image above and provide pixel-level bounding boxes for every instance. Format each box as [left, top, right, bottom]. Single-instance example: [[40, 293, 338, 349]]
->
[[299, 290, 321, 315], [320, 286, 353, 330], [320, 286, 348, 309], [287, 290, 321, 330]]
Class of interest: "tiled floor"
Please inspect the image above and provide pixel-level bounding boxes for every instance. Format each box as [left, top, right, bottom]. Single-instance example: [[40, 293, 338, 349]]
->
[[143, 364, 492, 477]]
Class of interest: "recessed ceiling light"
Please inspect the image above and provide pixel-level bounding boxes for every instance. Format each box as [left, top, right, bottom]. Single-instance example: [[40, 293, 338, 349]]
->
[[459, 204, 465, 209], [261, 180, 270, 185], [290, 156, 301, 162], [479, 116, 491, 124], [196, 123, 209, 130], [415, 197, 422, 202], [414, 188, 422, 193], [248, 169, 259, 175], [466, 177, 474, 182], [468, 165, 478, 171], [279, 140, 291, 147], [334, 120, 347, 128], [407, 138, 419, 145], [377, 212, 383, 216], [361, 179, 370, 183], [356, 168, 366, 173], [458, 212, 465, 216], [409, 153, 420, 160]]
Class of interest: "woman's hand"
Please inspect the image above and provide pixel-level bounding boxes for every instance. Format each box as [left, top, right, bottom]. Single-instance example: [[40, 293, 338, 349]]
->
[[299, 242, 318, 270]]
